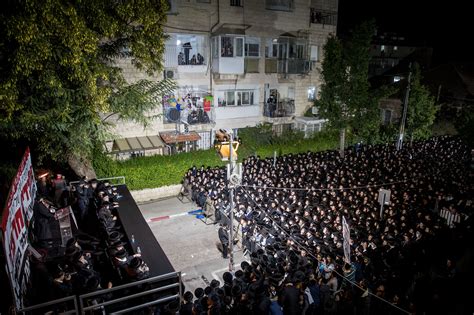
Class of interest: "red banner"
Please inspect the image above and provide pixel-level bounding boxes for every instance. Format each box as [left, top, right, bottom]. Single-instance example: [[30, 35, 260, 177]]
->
[[1, 148, 36, 309]]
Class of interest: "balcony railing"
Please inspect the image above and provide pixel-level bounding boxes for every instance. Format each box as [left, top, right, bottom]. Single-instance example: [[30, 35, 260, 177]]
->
[[245, 58, 259, 73], [265, 59, 311, 74], [310, 8, 337, 26], [164, 106, 215, 125], [264, 99, 295, 118]]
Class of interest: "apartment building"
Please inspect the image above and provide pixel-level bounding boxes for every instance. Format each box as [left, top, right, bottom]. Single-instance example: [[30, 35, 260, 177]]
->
[[110, 0, 337, 157]]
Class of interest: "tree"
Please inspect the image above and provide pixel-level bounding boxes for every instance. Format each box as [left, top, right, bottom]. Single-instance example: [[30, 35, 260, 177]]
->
[[0, 0, 176, 178], [405, 63, 438, 141], [317, 34, 348, 156], [317, 20, 383, 155]]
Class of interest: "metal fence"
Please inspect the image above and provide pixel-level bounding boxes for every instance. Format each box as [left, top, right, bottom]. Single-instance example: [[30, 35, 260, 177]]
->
[[17, 295, 79, 315], [79, 271, 181, 314]]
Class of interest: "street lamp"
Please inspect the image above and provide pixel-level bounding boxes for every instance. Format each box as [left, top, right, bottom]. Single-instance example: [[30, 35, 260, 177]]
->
[[214, 129, 242, 272]]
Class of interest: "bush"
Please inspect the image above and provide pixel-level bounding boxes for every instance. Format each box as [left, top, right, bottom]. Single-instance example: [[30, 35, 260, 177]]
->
[[96, 129, 341, 191]]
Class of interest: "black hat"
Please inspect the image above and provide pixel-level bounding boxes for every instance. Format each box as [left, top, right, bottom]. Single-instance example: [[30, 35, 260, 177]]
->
[[194, 287, 204, 299], [129, 257, 143, 269], [231, 284, 242, 296], [114, 249, 127, 259], [66, 237, 77, 248], [86, 276, 100, 290], [210, 279, 221, 288], [183, 291, 194, 302], [108, 231, 123, 243], [223, 272, 233, 284], [204, 286, 213, 295]]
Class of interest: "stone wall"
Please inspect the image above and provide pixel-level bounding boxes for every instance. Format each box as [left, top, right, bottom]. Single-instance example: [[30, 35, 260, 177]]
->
[[130, 184, 182, 203]]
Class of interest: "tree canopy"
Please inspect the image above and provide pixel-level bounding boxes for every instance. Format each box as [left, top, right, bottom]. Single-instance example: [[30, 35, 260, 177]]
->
[[406, 63, 438, 140], [317, 20, 390, 144], [0, 0, 176, 176]]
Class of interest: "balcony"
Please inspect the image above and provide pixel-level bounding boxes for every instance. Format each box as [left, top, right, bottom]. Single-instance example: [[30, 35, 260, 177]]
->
[[263, 99, 295, 118], [163, 107, 215, 126], [244, 58, 259, 73], [310, 8, 338, 26], [265, 59, 311, 74]]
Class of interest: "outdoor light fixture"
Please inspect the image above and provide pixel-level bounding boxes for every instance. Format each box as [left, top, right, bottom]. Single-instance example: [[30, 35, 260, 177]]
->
[[177, 39, 181, 46]]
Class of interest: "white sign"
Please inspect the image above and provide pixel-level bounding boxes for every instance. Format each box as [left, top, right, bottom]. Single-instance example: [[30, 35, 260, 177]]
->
[[342, 216, 351, 264], [1, 148, 36, 309]]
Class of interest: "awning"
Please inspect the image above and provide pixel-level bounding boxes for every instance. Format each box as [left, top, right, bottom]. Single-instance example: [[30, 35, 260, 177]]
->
[[160, 131, 201, 144], [211, 24, 250, 36], [111, 135, 165, 153]]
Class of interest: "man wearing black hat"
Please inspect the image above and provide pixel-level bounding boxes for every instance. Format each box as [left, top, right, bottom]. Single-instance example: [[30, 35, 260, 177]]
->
[[218, 223, 230, 259]]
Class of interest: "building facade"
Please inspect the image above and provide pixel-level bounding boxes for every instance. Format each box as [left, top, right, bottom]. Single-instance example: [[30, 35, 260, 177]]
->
[[109, 0, 337, 156]]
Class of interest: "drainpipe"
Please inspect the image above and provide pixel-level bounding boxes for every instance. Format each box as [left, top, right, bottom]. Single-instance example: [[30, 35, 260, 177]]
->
[[209, 0, 220, 95]]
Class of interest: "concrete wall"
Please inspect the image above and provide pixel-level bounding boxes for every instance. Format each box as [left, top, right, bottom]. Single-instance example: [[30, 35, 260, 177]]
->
[[131, 184, 182, 203]]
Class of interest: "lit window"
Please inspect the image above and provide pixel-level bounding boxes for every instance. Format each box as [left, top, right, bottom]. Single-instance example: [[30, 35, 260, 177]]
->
[[394, 46, 398, 51], [307, 87, 316, 101], [381, 45, 385, 52], [393, 76, 401, 82]]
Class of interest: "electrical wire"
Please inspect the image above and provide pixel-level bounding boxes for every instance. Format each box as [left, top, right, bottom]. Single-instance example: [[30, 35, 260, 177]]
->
[[238, 185, 411, 315], [240, 178, 412, 192]]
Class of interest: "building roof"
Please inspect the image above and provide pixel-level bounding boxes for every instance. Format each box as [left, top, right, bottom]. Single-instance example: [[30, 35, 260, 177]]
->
[[160, 131, 201, 144]]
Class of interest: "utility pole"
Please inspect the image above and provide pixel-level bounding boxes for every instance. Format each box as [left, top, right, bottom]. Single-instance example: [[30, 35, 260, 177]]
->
[[228, 132, 235, 272], [397, 63, 412, 151]]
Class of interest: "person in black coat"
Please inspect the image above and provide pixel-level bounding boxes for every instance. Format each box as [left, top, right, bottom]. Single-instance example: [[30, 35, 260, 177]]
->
[[218, 223, 230, 259], [33, 198, 57, 246]]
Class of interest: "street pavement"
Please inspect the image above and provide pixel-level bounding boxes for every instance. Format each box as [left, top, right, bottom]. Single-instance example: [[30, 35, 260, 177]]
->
[[139, 197, 246, 294]]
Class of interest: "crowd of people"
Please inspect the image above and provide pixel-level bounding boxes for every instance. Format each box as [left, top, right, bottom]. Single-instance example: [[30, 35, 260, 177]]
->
[[183, 136, 473, 314], [30, 176, 150, 307]]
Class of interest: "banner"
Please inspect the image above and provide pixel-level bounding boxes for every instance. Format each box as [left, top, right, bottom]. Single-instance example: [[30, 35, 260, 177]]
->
[[1, 148, 36, 309], [342, 216, 351, 264]]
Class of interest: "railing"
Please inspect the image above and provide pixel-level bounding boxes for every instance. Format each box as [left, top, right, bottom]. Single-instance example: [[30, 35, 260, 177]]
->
[[17, 295, 79, 314], [79, 271, 182, 314], [310, 8, 338, 26], [263, 100, 295, 118], [265, 59, 311, 74], [69, 176, 126, 188], [244, 58, 259, 73], [164, 107, 215, 125]]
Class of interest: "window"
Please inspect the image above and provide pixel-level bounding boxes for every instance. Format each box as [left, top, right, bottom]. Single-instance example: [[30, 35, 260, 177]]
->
[[380, 45, 385, 52], [382, 109, 392, 124], [307, 86, 316, 101], [221, 37, 234, 57], [175, 34, 207, 65], [230, 0, 242, 6], [197, 0, 210, 2], [235, 38, 244, 57], [218, 90, 255, 106], [226, 91, 235, 105], [165, 0, 177, 14], [310, 45, 318, 61], [245, 38, 260, 57], [272, 43, 278, 57], [266, 0, 294, 11]]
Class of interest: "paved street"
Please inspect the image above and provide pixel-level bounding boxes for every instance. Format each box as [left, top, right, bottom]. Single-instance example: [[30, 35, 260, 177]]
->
[[139, 197, 246, 293]]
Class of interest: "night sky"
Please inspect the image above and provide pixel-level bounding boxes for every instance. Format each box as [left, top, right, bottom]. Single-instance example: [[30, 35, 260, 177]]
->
[[337, 0, 473, 65]]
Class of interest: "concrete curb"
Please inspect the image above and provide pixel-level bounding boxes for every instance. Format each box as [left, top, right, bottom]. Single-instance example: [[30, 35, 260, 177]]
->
[[130, 184, 181, 203]]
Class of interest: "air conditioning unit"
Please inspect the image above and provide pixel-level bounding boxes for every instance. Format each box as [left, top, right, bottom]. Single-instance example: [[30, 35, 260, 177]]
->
[[163, 69, 176, 79]]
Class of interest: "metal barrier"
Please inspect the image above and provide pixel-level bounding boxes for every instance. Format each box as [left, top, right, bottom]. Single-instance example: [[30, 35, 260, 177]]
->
[[17, 295, 79, 315], [79, 271, 182, 314], [69, 176, 126, 188]]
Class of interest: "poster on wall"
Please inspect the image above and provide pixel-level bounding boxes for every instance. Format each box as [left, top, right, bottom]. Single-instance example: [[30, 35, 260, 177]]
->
[[1, 147, 37, 309]]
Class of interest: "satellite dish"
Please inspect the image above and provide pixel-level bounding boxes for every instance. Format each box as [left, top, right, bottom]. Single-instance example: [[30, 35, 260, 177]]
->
[[166, 107, 180, 122]]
